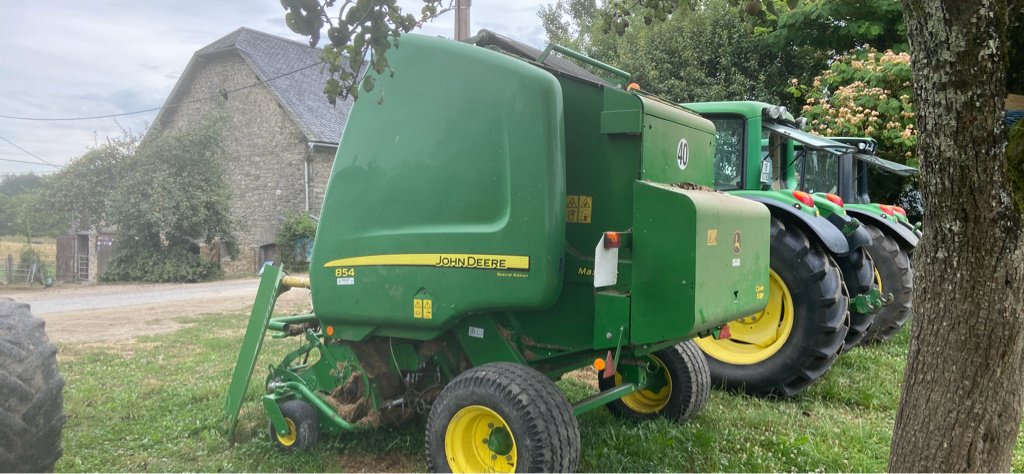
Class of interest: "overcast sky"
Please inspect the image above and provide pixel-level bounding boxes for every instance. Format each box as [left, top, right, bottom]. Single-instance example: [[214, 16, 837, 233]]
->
[[0, 1, 550, 175]]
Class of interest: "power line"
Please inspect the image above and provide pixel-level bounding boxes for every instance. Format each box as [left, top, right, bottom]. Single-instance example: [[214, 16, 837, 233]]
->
[[0, 61, 322, 122], [0, 156, 60, 168], [0, 135, 59, 167]]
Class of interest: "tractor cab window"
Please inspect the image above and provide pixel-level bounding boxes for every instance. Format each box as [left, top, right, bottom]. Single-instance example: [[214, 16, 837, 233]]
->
[[761, 129, 786, 190], [795, 148, 840, 194], [709, 117, 745, 190]]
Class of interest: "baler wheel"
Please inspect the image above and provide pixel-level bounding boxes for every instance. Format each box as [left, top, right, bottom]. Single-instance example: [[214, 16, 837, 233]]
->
[[0, 298, 65, 473], [834, 247, 879, 351], [861, 224, 914, 343], [425, 362, 579, 473], [598, 341, 710, 423], [267, 400, 320, 452], [695, 217, 849, 397]]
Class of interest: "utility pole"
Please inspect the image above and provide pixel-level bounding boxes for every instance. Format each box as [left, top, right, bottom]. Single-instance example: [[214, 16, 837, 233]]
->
[[454, 0, 471, 41]]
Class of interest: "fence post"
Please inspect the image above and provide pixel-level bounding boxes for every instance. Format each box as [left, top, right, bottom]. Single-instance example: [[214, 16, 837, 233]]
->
[[5, 255, 11, 285]]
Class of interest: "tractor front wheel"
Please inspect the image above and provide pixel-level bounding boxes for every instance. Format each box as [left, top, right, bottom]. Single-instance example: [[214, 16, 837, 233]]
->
[[862, 224, 914, 343], [426, 362, 579, 473], [598, 341, 710, 423], [694, 218, 848, 397], [267, 399, 321, 452]]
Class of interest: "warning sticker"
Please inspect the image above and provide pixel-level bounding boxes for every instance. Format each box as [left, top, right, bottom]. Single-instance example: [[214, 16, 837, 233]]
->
[[413, 298, 433, 319], [566, 195, 593, 223], [707, 229, 718, 246]]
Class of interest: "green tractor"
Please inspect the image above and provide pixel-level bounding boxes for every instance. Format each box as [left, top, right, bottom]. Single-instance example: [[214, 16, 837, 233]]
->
[[226, 32, 772, 472], [681, 101, 883, 396], [794, 137, 919, 343]]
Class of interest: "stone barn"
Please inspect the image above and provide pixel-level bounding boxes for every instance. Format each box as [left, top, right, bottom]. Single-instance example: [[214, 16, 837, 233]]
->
[[151, 27, 352, 274]]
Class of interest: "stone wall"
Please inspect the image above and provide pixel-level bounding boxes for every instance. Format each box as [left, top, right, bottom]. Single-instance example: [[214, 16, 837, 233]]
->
[[156, 53, 337, 274]]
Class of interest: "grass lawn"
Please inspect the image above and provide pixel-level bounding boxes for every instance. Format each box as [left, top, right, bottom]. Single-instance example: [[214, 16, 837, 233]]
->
[[53, 314, 1024, 472]]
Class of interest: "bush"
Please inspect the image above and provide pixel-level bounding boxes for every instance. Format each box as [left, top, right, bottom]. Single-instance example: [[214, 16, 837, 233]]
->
[[103, 239, 221, 283], [275, 212, 318, 272]]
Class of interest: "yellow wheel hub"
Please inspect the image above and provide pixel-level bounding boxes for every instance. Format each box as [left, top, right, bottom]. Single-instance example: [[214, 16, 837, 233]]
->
[[695, 269, 795, 365], [617, 354, 673, 414], [445, 405, 517, 473], [276, 418, 297, 447]]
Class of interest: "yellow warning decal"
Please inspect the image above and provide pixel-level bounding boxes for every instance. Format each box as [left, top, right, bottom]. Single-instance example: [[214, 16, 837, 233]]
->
[[324, 253, 530, 271], [707, 229, 718, 246], [414, 298, 433, 319], [566, 195, 593, 223]]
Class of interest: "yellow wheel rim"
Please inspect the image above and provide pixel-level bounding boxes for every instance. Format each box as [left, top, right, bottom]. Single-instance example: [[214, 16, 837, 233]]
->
[[444, 405, 517, 473], [276, 418, 297, 447], [695, 269, 795, 365], [616, 354, 672, 414], [874, 267, 883, 293]]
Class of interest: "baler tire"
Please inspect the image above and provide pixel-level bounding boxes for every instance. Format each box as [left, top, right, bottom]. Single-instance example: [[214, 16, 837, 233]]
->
[[425, 362, 580, 473], [834, 248, 878, 351], [0, 298, 66, 473], [598, 341, 710, 423], [267, 400, 320, 452], [698, 217, 849, 397], [862, 224, 914, 344]]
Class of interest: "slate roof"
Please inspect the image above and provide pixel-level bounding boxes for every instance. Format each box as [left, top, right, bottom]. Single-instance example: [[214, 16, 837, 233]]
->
[[156, 27, 351, 145]]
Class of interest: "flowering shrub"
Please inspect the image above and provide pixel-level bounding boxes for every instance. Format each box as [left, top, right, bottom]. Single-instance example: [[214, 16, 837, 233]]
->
[[789, 48, 916, 167]]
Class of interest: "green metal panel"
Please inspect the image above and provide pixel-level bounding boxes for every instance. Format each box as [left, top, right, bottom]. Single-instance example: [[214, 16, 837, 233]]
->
[[631, 181, 770, 345], [639, 97, 716, 186], [309, 34, 565, 336], [593, 291, 630, 349], [225, 265, 283, 439]]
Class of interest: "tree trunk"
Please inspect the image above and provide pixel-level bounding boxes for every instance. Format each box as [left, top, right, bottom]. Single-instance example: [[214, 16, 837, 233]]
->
[[890, 1, 1024, 472]]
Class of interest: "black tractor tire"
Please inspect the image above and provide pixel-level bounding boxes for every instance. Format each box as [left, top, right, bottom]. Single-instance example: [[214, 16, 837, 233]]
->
[[267, 399, 321, 452], [0, 298, 66, 473], [862, 224, 914, 343], [833, 247, 878, 351], [598, 340, 710, 423], [426, 362, 579, 473], [699, 218, 849, 397]]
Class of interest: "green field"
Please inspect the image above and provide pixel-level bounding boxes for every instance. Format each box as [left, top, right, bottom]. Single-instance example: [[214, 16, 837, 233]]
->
[[52, 314, 1024, 472]]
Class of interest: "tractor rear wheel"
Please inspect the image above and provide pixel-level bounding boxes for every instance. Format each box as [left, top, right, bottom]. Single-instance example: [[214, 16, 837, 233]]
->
[[862, 224, 914, 343], [694, 218, 848, 397], [267, 399, 320, 452], [0, 298, 66, 473], [834, 247, 878, 351], [598, 341, 710, 423], [426, 362, 579, 473]]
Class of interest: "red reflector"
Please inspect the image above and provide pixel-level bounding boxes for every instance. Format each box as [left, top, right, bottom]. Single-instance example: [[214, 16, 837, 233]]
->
[[825, 193, 844, 207], [718, 324, 732, 340], [602, 350, 616, 379], [879, 204, 895, 216], [893, 206, 907, 216], [792, 190, 815, 208], [604, 232, 621, 249], [627, 82, 640, 91]]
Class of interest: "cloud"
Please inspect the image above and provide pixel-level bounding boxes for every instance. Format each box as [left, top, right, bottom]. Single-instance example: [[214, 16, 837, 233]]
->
[[0, 0, 553, 173]]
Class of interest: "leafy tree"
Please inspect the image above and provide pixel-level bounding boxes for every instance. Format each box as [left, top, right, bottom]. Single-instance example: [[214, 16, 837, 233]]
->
[[48, 133, 137, 232], [103, 117, 236, 283], [791, 47, 916, 207], [279, 0, 453, 104], [275, 212, 318, 272], [8, 191, 66, 241], [540, 0, 793, 104], [0, 174, 44, 197]]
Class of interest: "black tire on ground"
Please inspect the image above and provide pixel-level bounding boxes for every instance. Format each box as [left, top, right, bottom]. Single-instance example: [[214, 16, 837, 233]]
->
[[598, 340, 710, 423], [425, 362, 580, 473], [0, 298, 66, 473], [862, 223, 914, 343], [833, 247, 878, 351], [267, 399, 321, 452], [703, 217, 849, 397]]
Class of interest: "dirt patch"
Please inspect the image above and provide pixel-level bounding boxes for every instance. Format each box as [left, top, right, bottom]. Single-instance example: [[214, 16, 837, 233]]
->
[[4, 278, 313, 344], [336, 452, 420, 473]]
